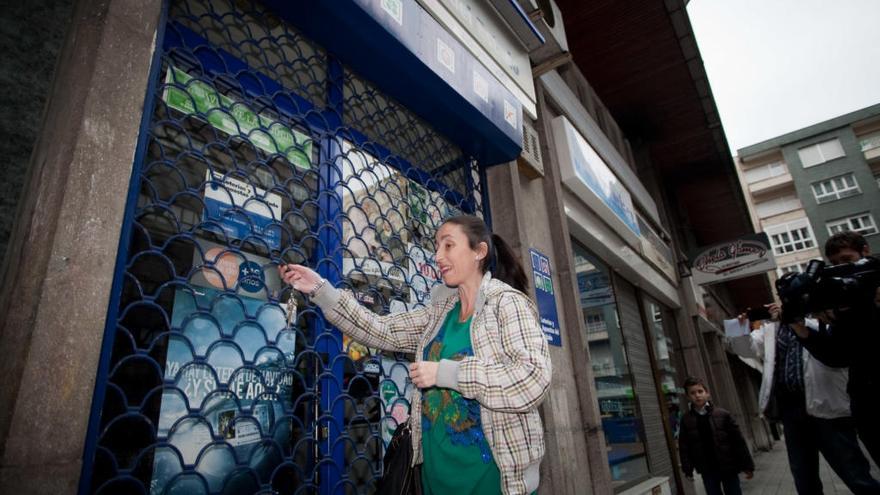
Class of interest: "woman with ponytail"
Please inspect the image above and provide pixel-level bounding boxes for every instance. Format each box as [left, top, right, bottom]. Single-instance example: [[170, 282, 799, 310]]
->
[[279, 215, 551, 495]]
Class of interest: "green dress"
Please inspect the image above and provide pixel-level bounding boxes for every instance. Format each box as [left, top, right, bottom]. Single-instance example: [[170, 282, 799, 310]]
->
[[420, 302, 502, 495]]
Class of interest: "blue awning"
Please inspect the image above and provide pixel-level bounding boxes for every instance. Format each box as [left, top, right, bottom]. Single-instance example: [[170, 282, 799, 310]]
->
[[263, 0, 526, 166]]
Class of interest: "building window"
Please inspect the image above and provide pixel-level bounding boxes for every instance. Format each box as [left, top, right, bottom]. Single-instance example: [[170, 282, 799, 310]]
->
[[742, 161, 787, 183], [754, 194, 801, 218], [765, 219, 816, 255], [573, 242, 649, 487], [811, 173, 860, 203], [827, 213, 878, 236], [797, 138, 845, 168]]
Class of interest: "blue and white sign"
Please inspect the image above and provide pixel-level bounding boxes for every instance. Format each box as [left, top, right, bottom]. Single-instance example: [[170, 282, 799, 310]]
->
[[552, 116, 641, 248], [238, 260, 265, 293], [203, 170, 283, 250], [529, 248, 561, 347], [349, 0, 523, 144]]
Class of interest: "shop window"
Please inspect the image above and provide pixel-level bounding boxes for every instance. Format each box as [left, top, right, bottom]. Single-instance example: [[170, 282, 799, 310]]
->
[[84, 0, 484, 493], [573, 242, 650, 487], [642, 299, 683, 440]]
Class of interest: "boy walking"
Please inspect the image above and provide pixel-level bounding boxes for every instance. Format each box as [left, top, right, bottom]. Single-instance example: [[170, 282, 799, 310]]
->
[[679, 377, 754, 495]]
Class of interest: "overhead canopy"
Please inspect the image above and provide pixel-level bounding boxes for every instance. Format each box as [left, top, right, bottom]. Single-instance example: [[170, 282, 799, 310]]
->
[[264, 0, 532, 166], [557, 0, 772, 309]]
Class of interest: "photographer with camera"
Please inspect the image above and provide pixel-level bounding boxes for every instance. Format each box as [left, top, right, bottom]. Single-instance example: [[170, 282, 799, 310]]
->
[[778, 231, 880, 466], [727, 304, 880, 493]]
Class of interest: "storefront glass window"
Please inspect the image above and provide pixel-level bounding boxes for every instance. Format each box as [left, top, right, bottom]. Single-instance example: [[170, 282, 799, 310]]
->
[[643, 298, 683, 440], [572, 242, 649, 487]]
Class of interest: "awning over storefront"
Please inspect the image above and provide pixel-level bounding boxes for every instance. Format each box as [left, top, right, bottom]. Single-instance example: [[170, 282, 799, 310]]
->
[[264, 0, 534, 165], [557, 0, 773, 310]]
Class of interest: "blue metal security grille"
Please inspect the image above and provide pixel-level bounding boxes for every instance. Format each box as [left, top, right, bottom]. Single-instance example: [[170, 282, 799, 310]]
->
[[83, 1, 488, 493]]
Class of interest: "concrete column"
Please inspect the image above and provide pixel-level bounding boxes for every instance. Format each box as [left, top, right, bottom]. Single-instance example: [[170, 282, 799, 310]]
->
[[673, 279, 711, 384], [482, 79, 621, 493], [729, 358, 773, 452], [0, 0, 162, 493], [534, 81, 613, 494], [0, 0, 75, 263], [703, 334, 750, 439], [487, 159, 601, 494]]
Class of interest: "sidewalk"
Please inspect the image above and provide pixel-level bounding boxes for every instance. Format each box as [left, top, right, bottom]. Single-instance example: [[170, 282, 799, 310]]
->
[[693, 440, 880, 494]]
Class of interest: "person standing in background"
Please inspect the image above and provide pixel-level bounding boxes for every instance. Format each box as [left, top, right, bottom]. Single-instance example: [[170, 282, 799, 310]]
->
[[678, 377, 754, 495]]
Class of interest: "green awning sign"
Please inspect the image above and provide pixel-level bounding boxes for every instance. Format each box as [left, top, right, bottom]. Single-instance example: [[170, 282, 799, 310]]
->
[[162, 66, 312, 170]]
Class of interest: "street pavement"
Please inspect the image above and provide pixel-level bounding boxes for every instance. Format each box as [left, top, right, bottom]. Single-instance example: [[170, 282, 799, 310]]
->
[[692, 440, 880, 494]]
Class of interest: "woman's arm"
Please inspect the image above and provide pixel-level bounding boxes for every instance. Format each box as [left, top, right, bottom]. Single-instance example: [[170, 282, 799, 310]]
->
[[281, 264, 431, 354], [435, 292, 551, 413], [727, 324, 766, 360], [728, 304, 779, 361], [310, 283, 432, 354]]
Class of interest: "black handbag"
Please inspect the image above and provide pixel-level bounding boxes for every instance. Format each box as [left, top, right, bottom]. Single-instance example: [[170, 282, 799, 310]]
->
[[376, 420, 422, 495]]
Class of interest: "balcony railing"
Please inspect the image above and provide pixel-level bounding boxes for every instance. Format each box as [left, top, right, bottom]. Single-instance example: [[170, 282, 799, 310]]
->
[[860, 135, 880, 153], [592, 362, 622, 377]]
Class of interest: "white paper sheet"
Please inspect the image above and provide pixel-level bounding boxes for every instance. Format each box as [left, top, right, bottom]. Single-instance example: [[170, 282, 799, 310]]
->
[[723, 318, 750, 338]]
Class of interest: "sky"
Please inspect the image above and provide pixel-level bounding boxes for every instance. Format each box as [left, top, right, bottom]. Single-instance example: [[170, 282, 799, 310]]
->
[[687, 0, 880, 154]]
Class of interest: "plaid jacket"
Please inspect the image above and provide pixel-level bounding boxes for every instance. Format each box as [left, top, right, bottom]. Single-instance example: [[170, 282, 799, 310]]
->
[[311, 271, 552, 495]]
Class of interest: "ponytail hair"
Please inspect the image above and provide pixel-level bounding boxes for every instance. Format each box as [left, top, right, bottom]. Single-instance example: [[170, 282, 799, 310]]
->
[[442, 215, 529, 293], [490, 233, 529, 293]]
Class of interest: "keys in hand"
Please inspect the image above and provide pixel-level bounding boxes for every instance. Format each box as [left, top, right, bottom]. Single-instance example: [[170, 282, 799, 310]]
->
[[286, 291, 297, 328]]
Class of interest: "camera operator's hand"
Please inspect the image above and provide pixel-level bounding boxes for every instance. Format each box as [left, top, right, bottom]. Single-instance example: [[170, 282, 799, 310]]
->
[[790, 320, 809, 339], [816, 309, 837, 325], [767, 303, 781, 321]]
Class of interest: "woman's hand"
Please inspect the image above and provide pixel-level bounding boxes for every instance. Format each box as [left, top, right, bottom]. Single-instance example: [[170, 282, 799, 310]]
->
[[278, 264, 322, 293], [409, 361, 439, 388]]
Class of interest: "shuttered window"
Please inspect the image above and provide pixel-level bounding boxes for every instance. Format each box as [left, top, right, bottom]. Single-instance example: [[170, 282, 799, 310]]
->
[[797, 138, 845, 168], [613, 276, 675, 487]]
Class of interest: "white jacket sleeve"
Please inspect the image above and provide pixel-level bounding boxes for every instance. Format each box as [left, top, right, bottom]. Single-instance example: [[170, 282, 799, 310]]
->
[[727, 324, 768, 361]]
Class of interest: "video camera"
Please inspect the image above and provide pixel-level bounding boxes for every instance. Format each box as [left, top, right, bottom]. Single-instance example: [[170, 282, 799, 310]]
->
[[775, 256, 880, 323]]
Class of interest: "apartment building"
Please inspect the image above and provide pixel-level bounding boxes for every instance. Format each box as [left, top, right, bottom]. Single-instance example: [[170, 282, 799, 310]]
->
[[736, 103, 880, 289]]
